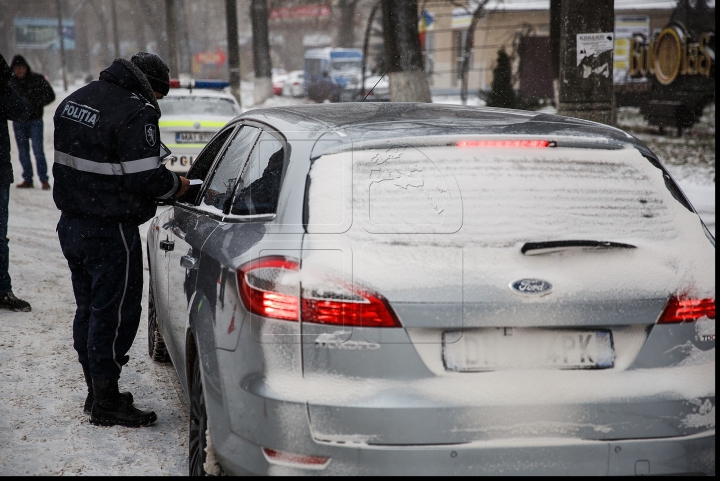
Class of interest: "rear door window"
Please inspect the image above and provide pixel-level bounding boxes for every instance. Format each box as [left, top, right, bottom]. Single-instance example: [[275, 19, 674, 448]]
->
[[231, 131, 286, 216], [199, 126, 260, 215]]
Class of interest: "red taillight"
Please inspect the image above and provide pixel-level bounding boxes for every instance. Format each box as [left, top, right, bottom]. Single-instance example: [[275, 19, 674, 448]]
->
[[261, 447, 330, 469], [455, 139, 551, 148], [238, 257, 299, 321], [237, 256, 401, 327], [169, 79, 181, 88], [658, 296, 715, 323], [302, 288, 401, 327]]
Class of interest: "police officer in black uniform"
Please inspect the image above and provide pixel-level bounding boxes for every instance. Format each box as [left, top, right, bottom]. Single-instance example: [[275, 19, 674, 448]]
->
[[54, 53, 190, 427]]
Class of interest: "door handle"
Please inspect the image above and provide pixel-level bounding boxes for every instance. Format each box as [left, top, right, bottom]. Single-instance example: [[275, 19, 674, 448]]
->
[[159, 239, 175, 251], [180, 255, 198, 270]]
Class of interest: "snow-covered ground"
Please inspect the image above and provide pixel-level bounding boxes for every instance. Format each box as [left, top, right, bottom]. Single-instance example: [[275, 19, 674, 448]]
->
[[0, 80, 714, 475]]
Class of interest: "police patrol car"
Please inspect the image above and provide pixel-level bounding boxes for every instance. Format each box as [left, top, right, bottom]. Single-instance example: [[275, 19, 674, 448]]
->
[[158, 79, 241, 173]]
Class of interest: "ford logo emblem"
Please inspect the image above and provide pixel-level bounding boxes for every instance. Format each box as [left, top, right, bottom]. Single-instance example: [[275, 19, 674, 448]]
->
[[510, 278, 553, 295]]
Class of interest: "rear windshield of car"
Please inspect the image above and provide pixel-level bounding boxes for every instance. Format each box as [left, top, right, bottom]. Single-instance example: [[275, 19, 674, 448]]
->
[[159, 96, 239, 117], [306, 144, 700, 245]]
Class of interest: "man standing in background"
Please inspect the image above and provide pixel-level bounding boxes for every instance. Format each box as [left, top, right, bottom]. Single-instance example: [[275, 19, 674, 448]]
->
[[0, 53, 32, 312], [10, 55, 55, 190]]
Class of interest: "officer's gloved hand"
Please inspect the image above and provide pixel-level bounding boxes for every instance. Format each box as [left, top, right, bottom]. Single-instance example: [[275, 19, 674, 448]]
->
[[0, 53, 12, 97]]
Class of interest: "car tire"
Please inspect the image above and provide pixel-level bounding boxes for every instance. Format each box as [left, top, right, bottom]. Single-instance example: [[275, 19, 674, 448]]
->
[[189, 353, 208, 476], [148, 283, 170, 363]]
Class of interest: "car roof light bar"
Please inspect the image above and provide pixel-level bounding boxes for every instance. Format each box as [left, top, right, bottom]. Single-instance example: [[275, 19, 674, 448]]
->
[[455, 139, 554, 148], [168, 79, 230, 89]]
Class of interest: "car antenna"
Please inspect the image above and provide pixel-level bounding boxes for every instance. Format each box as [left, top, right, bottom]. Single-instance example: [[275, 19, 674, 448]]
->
[[363, 54, 401, 102]]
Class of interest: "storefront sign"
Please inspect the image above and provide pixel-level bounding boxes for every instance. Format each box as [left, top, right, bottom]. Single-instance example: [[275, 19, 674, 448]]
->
[[270, 5, 330, 20], [628, 25, 713, 85], [614, 15, 650, 84], [195, 49, 226, 66]]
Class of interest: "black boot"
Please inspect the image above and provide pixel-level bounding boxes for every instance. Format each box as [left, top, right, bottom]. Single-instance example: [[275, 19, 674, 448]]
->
[[82, 367, 133, 414], [0, 291, 31, 312], [90, 378, 157, 427]]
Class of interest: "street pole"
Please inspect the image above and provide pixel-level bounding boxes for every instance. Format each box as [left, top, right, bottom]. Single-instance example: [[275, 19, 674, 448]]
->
[[111, 0, 120, 58], [225, 0, 241, 106], [557, 0, 614, 124], [165, 0, 179, 77], [56, 0, 68, 91]]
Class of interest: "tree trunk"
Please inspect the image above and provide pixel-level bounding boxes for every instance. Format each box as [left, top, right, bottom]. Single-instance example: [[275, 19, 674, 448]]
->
[[557, 0, 614, 124], [176, 0, 192, 74], [251, 0, 273, 105], [164, 0, 179, 78], [110, 0, 120, 58], [460, 1, 489, 105], [336, 0, 357, 48], [225, 0, 241, 106], [549, 0, 561, 106], [138, 0, 166, 60], [381, 0, 431, 102]]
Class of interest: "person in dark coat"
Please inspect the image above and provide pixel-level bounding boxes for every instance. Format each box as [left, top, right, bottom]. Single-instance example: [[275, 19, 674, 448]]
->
[[10, 55, 55, 190], [54, 53, 189, 427], [0, 53, 33, 312]]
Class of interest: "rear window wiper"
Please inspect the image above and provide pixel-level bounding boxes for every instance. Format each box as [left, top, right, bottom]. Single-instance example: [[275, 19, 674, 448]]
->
[[521, 240, 637, 256]]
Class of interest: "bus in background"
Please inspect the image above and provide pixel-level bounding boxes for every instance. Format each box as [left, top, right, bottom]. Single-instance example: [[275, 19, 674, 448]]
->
[[303, 48, 363, 102]]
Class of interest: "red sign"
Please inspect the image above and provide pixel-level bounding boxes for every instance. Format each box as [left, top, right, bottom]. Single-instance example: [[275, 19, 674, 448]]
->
[[194, 48, 227, 66], [270, 5, 330, 20]]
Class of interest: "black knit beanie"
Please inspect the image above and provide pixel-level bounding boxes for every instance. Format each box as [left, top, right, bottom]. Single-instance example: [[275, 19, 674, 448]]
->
[[130, 52, 170, 96]]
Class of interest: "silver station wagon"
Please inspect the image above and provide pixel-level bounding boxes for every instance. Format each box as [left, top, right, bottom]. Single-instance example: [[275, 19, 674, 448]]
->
[[146, 103, 715, 476]]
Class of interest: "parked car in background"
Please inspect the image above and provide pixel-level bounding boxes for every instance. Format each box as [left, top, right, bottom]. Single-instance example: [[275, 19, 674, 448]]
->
[[147, 103, 715, 476], [282, 70, 305, 97], [304, 48, 362, 102], [271, 68, 287, 96], [158, 80, 241, 173]]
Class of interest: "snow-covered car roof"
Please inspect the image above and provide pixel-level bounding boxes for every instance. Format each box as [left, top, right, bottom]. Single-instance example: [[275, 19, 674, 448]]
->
[[241, 103, 639, 148]]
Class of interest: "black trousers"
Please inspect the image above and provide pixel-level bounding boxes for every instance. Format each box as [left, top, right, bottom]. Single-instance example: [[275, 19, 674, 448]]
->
[[57, 216, 143, 380]]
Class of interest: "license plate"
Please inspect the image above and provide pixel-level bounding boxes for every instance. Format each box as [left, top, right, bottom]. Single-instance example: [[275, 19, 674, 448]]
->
[[443, 328, 614, 371], [175, 131, 215, 143]]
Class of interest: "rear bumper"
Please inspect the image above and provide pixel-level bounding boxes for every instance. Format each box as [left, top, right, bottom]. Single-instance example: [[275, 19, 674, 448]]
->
[[216, 430, 715, 476]]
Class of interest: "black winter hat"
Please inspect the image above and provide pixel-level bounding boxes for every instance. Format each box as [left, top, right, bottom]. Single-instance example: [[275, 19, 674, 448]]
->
[[10, 55, 30, 70], [130, 52, 170, 96]]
